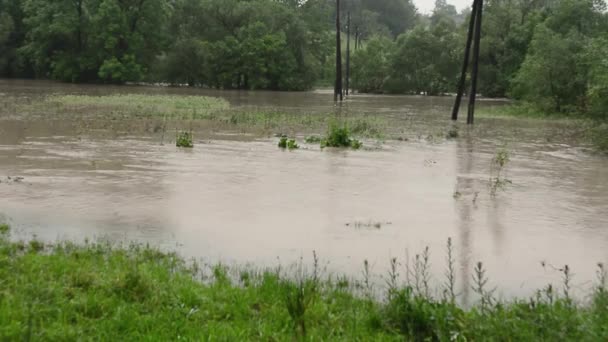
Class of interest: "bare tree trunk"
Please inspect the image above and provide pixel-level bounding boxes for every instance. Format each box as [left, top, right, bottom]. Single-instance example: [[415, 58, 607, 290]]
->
[[334, 0, 343, 102], [346, 12, 351, 96], [451, 0, 479, 121], [467, 0, 483, 125]]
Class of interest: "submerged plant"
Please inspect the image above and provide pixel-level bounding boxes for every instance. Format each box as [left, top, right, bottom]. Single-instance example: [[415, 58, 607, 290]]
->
[[176, 131, 194, 148], [278, 137, 288, 148], [304, 135, 322, 144], [447, 128, 459, 139], [287, 139, 299, 150], [278, 136, 299, 150], [320, 124, 362, 149], [489, 149, 512, 196]]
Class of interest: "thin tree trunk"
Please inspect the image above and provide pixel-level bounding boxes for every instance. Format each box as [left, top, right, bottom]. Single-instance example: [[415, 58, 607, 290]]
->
[[346, 12, 351, 96], [334, 0, 343, 102], [467, 0, 483, 125], [451, 0, 479, 121]]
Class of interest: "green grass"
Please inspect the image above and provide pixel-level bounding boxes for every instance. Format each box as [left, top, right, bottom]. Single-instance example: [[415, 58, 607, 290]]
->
[[32, 95, 389, 139], [47, 94, 230, 120], [1, 225, 608, 340]]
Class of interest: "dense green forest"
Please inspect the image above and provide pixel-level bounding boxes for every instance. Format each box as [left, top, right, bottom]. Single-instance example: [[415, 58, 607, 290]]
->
[[0, 0, 607, 117]]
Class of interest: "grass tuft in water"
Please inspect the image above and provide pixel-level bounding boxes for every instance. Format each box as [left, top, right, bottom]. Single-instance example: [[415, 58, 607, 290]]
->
[[490, 149, 512, 196]]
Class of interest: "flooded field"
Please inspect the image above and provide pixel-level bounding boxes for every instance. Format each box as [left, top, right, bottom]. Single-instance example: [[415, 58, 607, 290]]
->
[[1, 79, 607, 301]]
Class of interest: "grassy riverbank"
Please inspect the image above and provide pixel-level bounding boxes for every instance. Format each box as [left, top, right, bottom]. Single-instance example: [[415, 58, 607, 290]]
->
[[1, 225, 607, 340]]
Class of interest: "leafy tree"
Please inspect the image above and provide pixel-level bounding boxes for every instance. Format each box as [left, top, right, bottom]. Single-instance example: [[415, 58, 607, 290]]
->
[[511, 24, 586, 113], [351, 36, 394, 93], [585, 37, 608, 119]]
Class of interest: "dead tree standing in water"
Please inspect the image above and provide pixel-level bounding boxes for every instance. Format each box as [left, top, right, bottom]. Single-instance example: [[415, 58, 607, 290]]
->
[[334, 0, 343, 102]]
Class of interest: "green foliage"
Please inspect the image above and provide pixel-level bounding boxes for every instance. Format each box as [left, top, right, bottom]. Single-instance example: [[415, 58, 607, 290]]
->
[[287, 139, 299, 150], [351, 20, 460, 95], [388, 25, 460, 95], [176, 131, 193, 148], [98, 55, 143, 84], [0, 224, 9, 235], [304, 135, 322, 144], [585, 37, 608, 120], [1, 237, 608, 340], [511, 24, 586, 114], [321, 123, 362, 149], [278, 137, 299, 150], [2, 0, 607, 125], [278, 136, 288, 148], [19, 0, 169, 83], [351, 36, 394, 93]]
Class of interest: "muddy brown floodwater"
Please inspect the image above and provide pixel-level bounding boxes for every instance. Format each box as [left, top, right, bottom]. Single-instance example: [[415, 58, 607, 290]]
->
[[1, 79, 607, 301]]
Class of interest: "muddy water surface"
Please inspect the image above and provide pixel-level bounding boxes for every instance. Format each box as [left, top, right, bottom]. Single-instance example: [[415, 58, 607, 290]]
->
[[1, 79, 607, 301]]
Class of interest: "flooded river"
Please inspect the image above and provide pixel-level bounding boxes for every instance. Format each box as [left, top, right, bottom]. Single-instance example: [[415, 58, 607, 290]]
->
[[1, 79, 607, 300]]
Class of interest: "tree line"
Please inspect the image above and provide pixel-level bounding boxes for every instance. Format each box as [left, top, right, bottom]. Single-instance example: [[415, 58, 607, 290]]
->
[[352, 0, 608, 119], [0, 0, 607, 117], [0, 0, 417, 90]]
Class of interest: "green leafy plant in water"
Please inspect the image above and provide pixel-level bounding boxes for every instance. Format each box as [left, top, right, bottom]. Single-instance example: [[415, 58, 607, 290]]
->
[[320, 124, 362, 149], [278, 137, 299, 150], [278, 136, 288, 148], [489, 149, 512, 196], [0, 224, 9, 235], [287, 139, 299, 149], [176, 131, 194, 148]]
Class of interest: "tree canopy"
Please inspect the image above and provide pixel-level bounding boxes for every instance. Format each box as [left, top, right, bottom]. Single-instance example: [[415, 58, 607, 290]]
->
[[0, 0, 607, 118]]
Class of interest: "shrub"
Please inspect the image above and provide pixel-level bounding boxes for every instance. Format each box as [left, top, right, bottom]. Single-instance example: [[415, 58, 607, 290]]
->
[[279, 137, 299, 150], [321, 124, 362, 149], [176, 131, 194, 148]]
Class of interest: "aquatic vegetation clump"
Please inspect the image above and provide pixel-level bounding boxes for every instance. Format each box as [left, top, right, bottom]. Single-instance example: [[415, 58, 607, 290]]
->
[[278, 137, 299, 150], [304, 135, 322, 144], [320, 124, 362, 149], [176, 131, 194, 148]]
